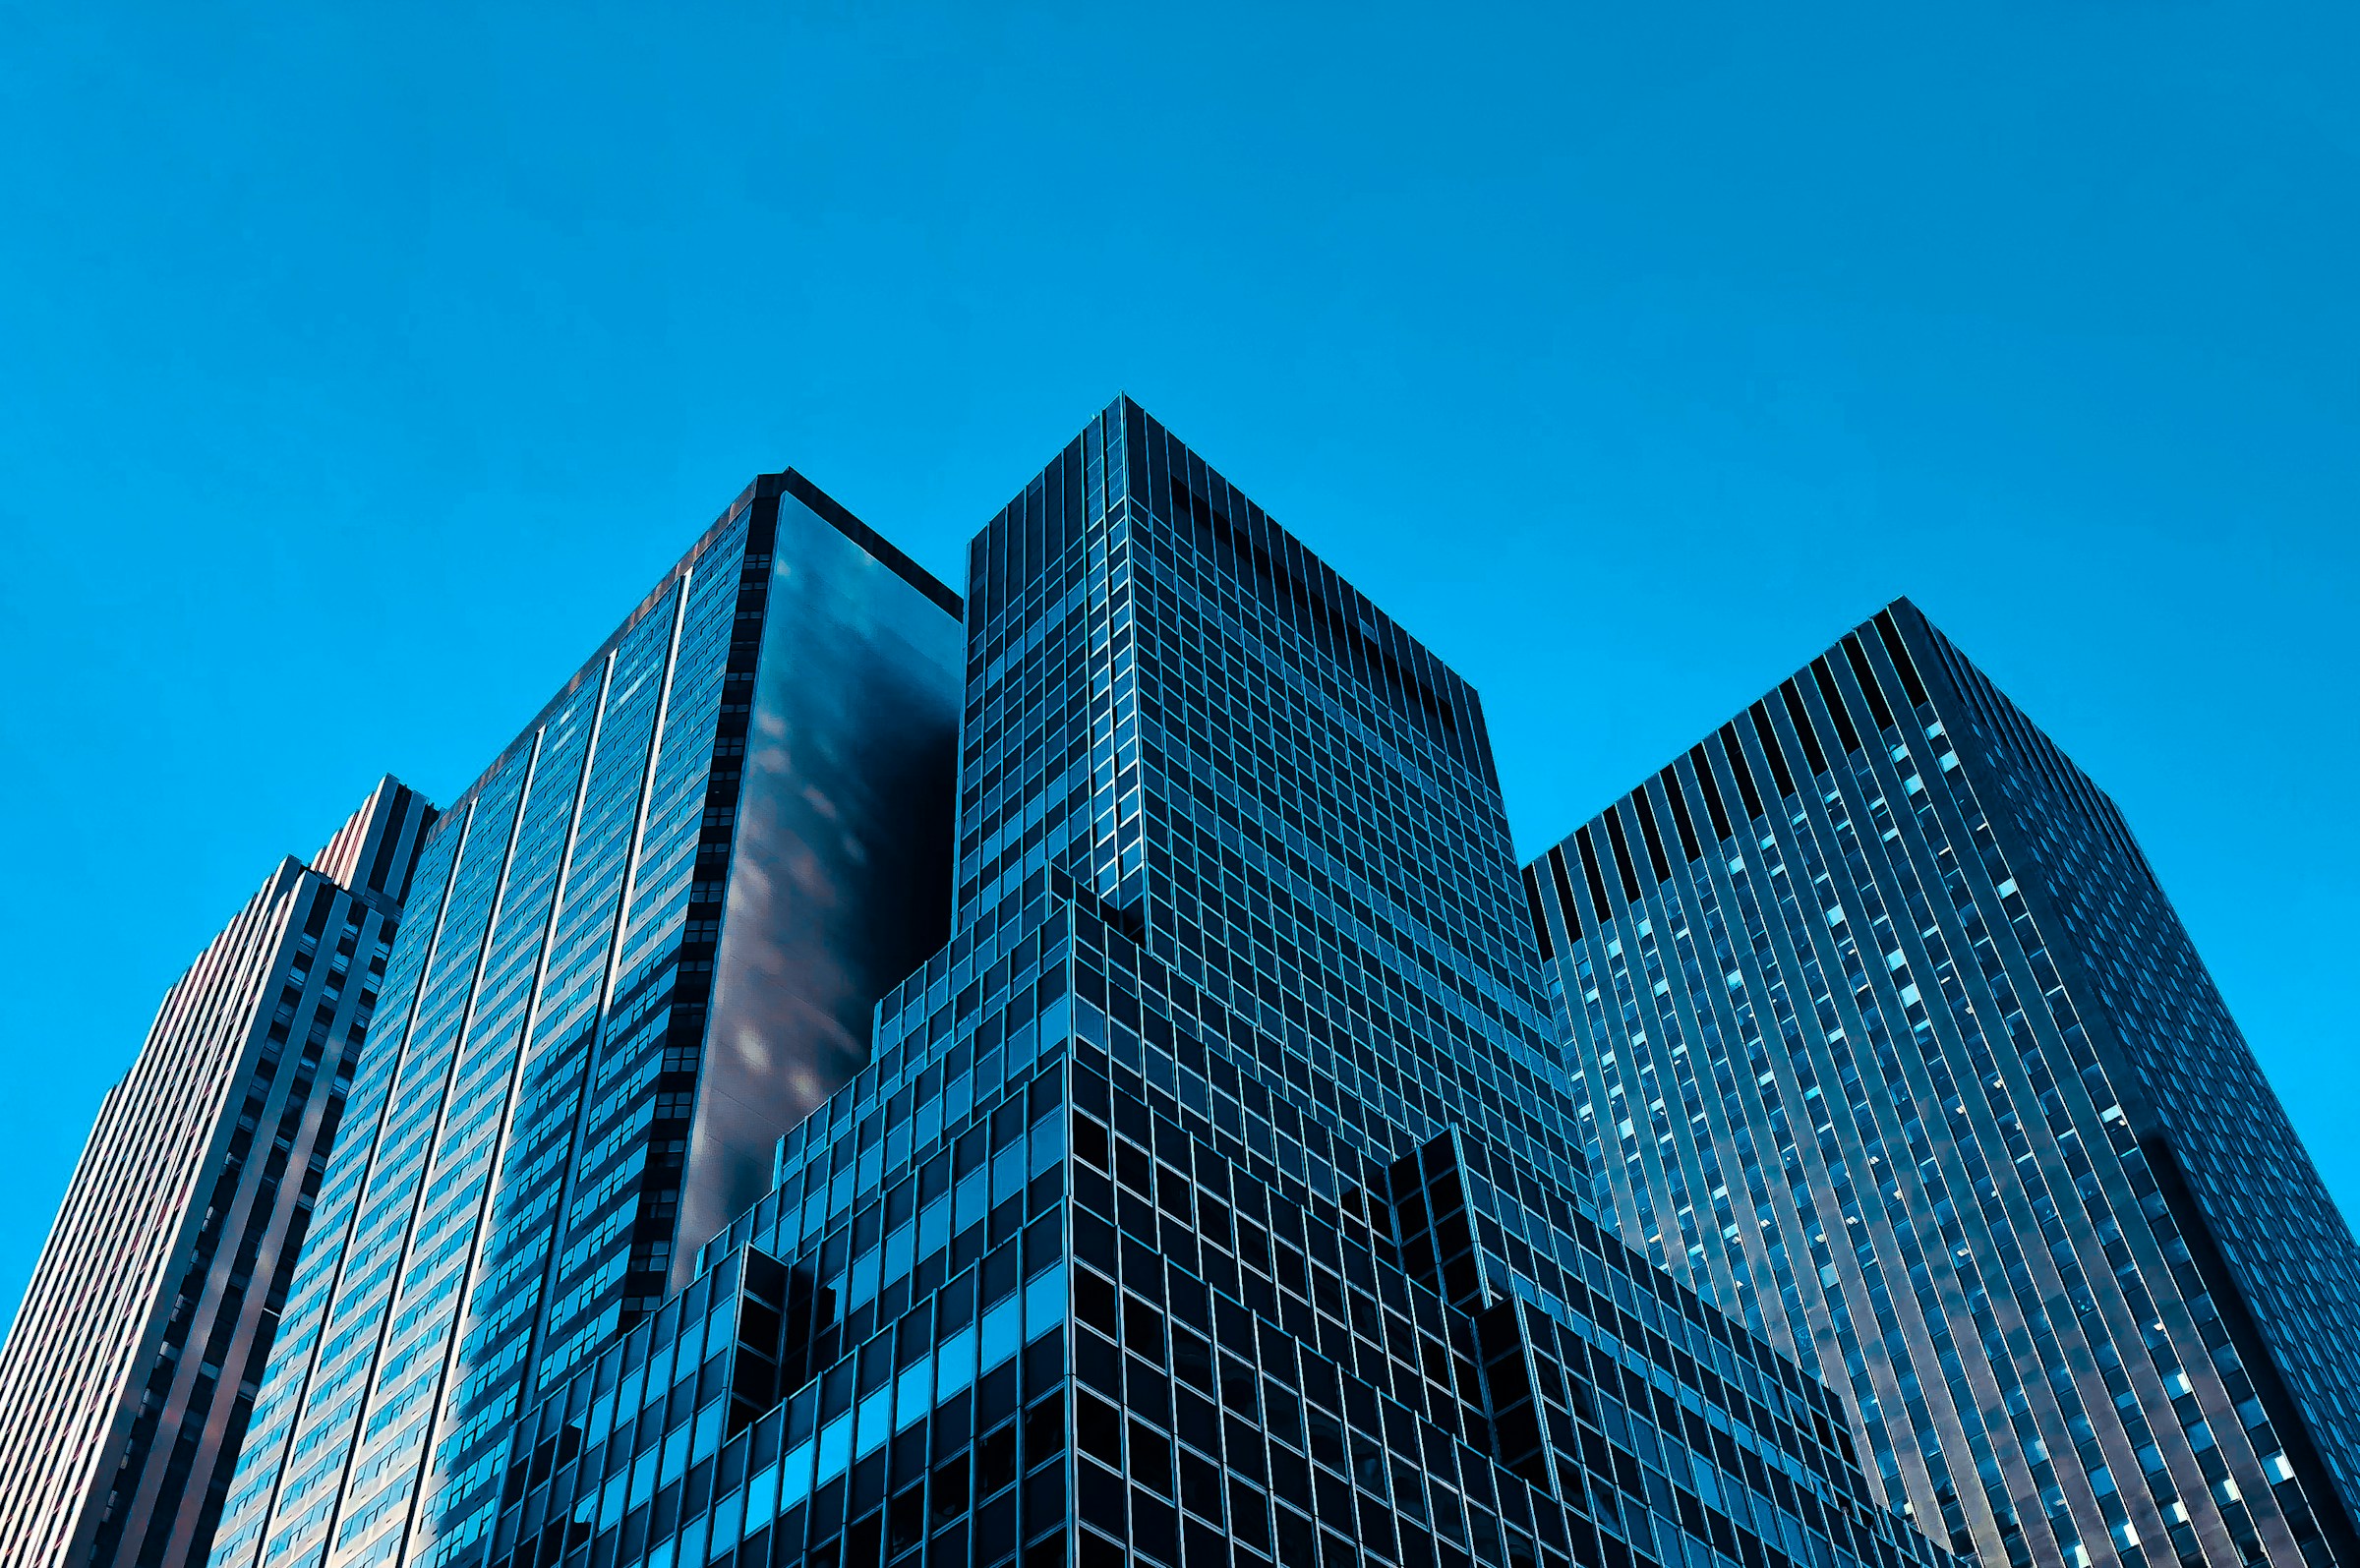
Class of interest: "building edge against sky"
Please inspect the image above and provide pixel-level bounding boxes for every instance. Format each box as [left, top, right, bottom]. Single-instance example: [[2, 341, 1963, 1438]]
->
[[207, 472, 963, 1568], [11, 395, 2334, 1568], [1523, 599, 2360, 1568], [0, 779, 433, 1568], [461, 396, 1962, 1568]]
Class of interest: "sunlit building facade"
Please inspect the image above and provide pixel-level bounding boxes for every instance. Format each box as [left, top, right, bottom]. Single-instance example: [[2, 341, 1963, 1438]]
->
[[458, 399, 1962, 1568], [0, 779, 432, 1568], [1524, 600, 2360, 1568], [208, 473, 965, 1568]]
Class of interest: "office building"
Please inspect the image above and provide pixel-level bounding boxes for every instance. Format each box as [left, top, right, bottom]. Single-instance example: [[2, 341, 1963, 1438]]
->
[[207, 473, 965, 1568], [0, 779, 432, 1568], [1524, 600, 2360, 1568], [468, 399, 1961, 1568]]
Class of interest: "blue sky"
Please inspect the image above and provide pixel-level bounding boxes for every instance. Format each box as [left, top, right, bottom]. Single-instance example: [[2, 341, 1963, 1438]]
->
[[3, 2, 2354, 1333]]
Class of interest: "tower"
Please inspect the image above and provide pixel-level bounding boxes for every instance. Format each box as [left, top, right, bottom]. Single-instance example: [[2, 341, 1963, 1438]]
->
[[0, 779, 431, 1568], [209, 473, 965, 1568], [1525, 600, 2360, 1568], [472, 401, 1960, 1568]]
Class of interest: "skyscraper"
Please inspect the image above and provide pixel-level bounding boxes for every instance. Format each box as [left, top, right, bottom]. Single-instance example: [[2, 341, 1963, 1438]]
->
[[0, 778, 433, 1568], [1523, 599, 2360, 1568], [462, 400, 1957, 1568], [207, 473, 965, 1568]]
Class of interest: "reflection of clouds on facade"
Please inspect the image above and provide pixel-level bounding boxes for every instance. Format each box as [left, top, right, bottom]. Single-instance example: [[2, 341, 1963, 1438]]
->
[[681, 492, 961, 1285]]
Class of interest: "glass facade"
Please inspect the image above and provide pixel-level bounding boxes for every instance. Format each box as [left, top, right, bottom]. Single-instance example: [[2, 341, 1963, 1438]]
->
[[207, 474, 963, 1568], [1524, 600, 2360, 1568], [466, 398, 1957, 1568], [0, 779, 433, 1568]]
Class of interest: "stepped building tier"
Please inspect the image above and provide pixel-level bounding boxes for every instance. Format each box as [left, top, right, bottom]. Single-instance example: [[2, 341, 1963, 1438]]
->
[[459, 399, 1963, 1568]]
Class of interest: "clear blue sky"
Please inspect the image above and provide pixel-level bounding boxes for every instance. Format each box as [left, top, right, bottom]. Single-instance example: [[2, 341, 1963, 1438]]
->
[[3, 3, 2354, 1336]]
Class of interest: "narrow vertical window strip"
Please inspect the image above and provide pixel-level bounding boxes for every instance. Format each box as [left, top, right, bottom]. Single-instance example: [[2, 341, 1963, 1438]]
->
[[1660, 770, 1704, 864], [1780, 680, 1829, 778], [1547, 845, 1585, 943], [1602, 808, 1645, 901], [1746, 704, 1795, 803], [1718, 726, 1764, 824], [1574, 828, 1616, 927], [1634, 788, 1676, 881], [1810, 658, 1862, 756], [1840, 634, 1896, 732], [1872, 609, 1930, 709]]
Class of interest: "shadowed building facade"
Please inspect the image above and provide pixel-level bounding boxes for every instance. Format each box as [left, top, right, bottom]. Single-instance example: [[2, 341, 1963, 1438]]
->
[[1524, 601, 2360, 1568], [0, 779, 433, 1568], [207, 474, 964, 1568], [460, 400, 1961, 1568]]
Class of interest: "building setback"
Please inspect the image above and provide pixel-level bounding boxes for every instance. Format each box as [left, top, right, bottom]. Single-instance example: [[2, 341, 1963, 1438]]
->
[[0, 778, 432, 1568], [1523, 600, 2360, 1568], [462, 399, 1960, 1568], [207, 473, 965, 1568]]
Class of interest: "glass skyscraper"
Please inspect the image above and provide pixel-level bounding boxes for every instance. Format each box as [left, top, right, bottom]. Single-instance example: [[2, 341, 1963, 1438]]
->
[[0, 778, 432, 1568], [450, 399, 1958, 1568], [1523, 600, 2360, 1568], [207, 473, 966, 1568]]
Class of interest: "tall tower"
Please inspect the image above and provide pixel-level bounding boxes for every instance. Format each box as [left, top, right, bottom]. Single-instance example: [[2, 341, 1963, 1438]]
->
[[472, 401, 1960, 1568], [208, 473, 965, 1568], [1524, 600, 2360, 1568], [0, 779, 433, 1568]]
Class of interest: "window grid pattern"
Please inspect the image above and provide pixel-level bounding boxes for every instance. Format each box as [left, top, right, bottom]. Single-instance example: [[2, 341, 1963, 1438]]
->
[[216, 477, 969, 1568], [502, 397, 1956, 1568], [0, 784, 427, 1568], [215, 784, 473, 1568], [1528, 601, 2358, 1568], [501, 886, 1949, 1568], [220, 477, 966, 1568], [409, 506, 763, 1568], [1916, 624, 2360, 1513]]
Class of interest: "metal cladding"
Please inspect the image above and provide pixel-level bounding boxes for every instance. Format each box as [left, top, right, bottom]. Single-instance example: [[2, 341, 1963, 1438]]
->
[[208, 476, 962, 1568], [81, 400, 2353, 1568], [1526, 600, 2360, 1568], [465, 401, 1963, 1568], [0, 779, 431, 1568]]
